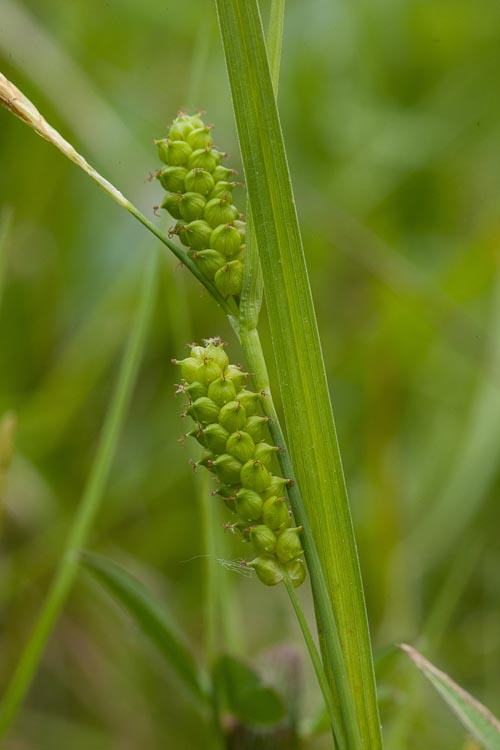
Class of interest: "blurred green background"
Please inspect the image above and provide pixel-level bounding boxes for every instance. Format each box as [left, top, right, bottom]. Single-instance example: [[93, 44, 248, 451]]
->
[[1, 0, 499, 747]]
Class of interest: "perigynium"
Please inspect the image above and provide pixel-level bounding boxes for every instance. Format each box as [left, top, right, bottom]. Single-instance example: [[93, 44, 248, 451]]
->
[[174, 337, 306, 587], [154, 113, 246, 302]]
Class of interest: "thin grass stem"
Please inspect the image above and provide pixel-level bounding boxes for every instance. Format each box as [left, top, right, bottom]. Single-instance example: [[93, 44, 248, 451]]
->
[[198, 471, 219, 665], [283, 575, 338, 748], [198, 472, 225, 750]]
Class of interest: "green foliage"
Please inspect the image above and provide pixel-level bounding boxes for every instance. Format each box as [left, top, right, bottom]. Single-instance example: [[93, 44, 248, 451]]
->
[[0, 250, 159, 737], [401, 644, 500, 750], [214, 655, 286, 725], [1, 0, 500, 747], [82, 553, 208, 703], [215, 2, 381, 747]]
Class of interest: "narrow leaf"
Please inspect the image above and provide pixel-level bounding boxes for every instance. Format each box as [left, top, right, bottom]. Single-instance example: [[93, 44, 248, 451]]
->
[[239, 0, 284, 329], [400, 644, 500, 749], [214, 655, 286, 725], [82, 553, 208, 703], [215, 3, 381, 748]]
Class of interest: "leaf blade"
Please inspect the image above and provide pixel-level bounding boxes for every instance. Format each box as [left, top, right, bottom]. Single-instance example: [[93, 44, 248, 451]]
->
[[400, 644, 500, 749], [82, 552, 208, 703], [215, 3, 382, 748]]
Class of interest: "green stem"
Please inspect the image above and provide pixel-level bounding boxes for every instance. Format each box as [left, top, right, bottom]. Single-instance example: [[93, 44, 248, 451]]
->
[[198, 471, 224, 749], [125, 203, 237, 317], [283, 575, 338, 747], [0, 250, 159, 737], [239, 324, 347, 750]]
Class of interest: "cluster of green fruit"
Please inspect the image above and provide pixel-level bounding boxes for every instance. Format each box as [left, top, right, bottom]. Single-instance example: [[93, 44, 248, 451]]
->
[[174, 338, 306, 587], [154, 113, 245, 300]]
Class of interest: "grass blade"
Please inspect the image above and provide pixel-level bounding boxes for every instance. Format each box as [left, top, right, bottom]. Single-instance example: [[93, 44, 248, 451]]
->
[[239, 0, 284, 330], [237, 5, 341, 743], [400, 644, 500, 749], [215, 3, 381, 747], [82, 553, 208, 702], [0, 250, 159, 737]]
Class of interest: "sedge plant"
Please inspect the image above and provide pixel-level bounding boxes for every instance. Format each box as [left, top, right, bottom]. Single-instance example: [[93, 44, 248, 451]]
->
[[0, 19, 373, 745], [3, 2, 500, 749]]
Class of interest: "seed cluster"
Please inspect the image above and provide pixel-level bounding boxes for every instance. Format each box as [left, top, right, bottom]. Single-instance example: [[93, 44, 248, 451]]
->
[[174, 338, 306, 588], [154, 113, 245, 300]]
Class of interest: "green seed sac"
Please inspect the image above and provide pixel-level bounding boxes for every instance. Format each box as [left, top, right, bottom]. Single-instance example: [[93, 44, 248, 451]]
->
[[174, 338, 306, 588], [154, 112, 246, 302]]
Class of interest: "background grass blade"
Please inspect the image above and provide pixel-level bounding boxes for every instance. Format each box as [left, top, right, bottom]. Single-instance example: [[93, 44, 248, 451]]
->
[[82, 553, 208, 702], [400, 644, 500, 749], [0, 250, 159, 737], [215, 3, 381, 747]]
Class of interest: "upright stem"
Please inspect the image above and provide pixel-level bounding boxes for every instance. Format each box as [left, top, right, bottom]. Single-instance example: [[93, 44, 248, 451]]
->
[[198, 471, 224, 749], [126, 204, 237, 317], [283, 576, 338, 746]]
